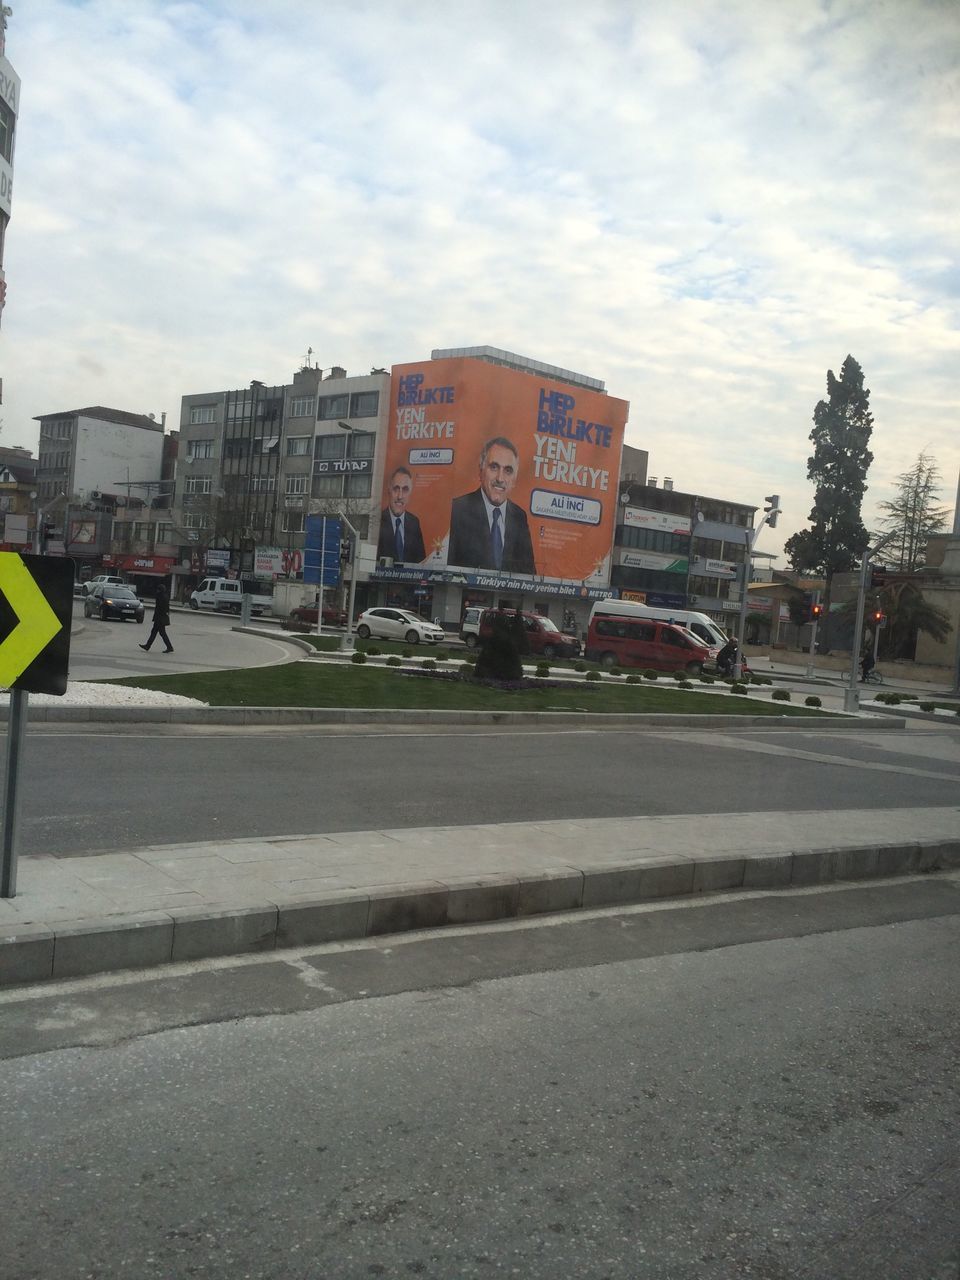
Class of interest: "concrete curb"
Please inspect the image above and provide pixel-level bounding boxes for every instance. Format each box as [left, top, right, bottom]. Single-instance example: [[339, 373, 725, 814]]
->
[[3, 838, 958, 987]]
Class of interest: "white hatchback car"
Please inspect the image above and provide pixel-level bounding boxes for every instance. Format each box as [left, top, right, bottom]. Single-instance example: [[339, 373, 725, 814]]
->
[[355, 608, 446, 645]]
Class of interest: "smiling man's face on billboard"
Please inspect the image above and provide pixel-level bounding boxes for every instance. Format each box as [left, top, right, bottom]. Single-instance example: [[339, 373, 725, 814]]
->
[[388, 468, 413, 517], [479, 441, 518, 507]]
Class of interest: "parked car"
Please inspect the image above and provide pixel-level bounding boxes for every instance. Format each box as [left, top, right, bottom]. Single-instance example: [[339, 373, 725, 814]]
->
[[355, 608, 446, 645], [83, 583, 145, 623], [585, 615, 715, 674], [81, 574, 125, 597], [290, 602, 348, 627], [478, 609, 581, 658], [459, 606, 485, 648]]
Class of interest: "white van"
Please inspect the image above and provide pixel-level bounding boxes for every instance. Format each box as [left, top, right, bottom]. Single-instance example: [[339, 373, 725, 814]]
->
[[588, 599, 729, 649]]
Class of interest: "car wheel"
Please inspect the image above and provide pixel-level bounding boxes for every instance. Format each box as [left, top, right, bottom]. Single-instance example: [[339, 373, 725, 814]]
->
[[599, 651, 617, 668], [464, 634, 478, 649], [100, 605, 108, 621], [405, 630, 420, 644], [189, 598, 199, 610], [357, 624, 371, 639], [685, 661, 703, 676], [542, 644, 557, 659]]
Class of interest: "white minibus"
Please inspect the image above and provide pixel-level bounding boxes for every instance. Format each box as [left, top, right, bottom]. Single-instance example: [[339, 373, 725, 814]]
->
[[588, 599, 730, 649]]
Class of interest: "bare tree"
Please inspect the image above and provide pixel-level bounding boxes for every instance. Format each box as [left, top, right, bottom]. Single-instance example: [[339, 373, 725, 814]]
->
[[875, 451, 948, 572]]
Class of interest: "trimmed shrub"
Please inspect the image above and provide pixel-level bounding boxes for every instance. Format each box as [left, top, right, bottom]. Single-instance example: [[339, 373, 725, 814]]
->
[[422, 659, 436, 671], [585, 670, 601, 682], [804, 695, 822, 708], [729, 684, 748, 697], [461, 661, 476, 676], [771, 688, 791, 702], [402, 648, 413, 658], [350, 651, 367, 665], [573, 660, 586, 672], [672, 670, 687, 682], [365, 645, 382, 656], [919, 701, 936, 712], [699, 675, 715, 684], [885, 694, 902, 705], [643, 669, 659, 681], [386, 655, 402, 667], [435, 649, 449, 662], [625, 673, 641, 684], [677, 679, 694, 690], [535, 663, 550, 679]]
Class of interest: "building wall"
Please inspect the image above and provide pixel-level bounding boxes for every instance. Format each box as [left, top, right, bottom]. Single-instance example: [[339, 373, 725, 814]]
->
[[0, 38, 20, 326], [73, 415, 164, 501]]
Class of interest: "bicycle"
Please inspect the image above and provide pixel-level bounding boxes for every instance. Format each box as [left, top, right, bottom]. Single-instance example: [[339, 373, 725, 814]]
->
[[861, 666, 883, 685]]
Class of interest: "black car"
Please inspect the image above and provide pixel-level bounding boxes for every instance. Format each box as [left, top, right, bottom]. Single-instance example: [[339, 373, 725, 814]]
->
[[83, 583, 145, 623]]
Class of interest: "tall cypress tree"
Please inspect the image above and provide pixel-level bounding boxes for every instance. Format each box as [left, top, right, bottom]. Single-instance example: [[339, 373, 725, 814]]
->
[[784, 356, 874, 643]]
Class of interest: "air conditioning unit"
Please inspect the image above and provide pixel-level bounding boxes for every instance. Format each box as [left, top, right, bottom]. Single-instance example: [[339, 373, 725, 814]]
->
[[378, 557, 394, 568], [90, 490, 102, 500]]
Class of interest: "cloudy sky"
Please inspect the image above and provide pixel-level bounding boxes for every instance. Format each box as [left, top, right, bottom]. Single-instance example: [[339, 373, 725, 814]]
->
[[3, 0, 958, 559]]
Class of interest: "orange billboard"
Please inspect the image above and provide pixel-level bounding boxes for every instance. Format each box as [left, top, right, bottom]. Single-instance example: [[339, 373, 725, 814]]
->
[[378, 357, 628, 585]]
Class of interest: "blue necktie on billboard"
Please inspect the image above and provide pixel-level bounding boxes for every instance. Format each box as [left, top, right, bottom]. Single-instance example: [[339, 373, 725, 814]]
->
[[491, 506, 503, 569], [395, 516, 404, 561]]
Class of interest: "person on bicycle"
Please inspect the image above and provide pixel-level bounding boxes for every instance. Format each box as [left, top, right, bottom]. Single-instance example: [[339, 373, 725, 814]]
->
[[860, 647, 875, 682]]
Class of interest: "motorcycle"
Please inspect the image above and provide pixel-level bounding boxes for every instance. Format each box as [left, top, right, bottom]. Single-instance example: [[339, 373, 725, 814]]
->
[[716, 640, 749, 677]]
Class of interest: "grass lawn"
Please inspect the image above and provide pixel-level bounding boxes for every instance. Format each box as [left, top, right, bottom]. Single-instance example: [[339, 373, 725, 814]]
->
[[104, 660, 834, 716]]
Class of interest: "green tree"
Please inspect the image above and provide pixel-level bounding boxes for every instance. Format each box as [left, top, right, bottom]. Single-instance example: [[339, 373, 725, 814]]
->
[[876, 581, 951, 660], [875, 451, 948, 572], [784, 355, 874, 648]]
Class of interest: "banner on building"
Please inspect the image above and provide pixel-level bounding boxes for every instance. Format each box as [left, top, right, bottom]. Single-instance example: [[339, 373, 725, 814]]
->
[[623, 506, 691, 536], [379, 358, 629, 586]]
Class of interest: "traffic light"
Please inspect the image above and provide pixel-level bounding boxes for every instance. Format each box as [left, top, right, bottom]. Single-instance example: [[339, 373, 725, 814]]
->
[[811, 602, 824, 621], [763, 494, 781, 528], [871, 608, 885, 625]]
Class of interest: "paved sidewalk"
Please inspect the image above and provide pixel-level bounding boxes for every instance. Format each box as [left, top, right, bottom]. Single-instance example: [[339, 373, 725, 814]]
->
[[2, 805, 958, 987]]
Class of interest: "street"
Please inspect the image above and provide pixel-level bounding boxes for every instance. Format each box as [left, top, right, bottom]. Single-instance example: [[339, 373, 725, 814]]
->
[[18, 720, 960, 857], [2, 876, 959, 1279]]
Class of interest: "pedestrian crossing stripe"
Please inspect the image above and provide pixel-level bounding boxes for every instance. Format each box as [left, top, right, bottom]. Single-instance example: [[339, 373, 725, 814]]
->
[[0, 553, 63, 688]]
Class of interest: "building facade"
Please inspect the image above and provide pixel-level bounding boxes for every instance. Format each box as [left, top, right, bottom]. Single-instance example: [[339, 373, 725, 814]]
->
[[0, 9, 19, 330]]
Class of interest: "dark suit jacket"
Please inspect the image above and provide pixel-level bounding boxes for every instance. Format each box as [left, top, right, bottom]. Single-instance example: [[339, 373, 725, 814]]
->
[[377, 507, 426, 564], [447, 489, 536, 575]]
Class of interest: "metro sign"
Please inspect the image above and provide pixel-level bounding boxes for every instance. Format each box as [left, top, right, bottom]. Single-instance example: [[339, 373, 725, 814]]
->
[[0, 554, 74, 695]]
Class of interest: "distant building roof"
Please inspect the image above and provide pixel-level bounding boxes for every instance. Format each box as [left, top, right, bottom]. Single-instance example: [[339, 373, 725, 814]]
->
[[0, 461, 38, 485], [34, 407, 162, 431], [431, 346, 606, 393]]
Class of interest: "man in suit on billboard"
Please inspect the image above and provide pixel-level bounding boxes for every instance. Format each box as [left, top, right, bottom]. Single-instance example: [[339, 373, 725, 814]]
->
[[377, 465, 426, 564], [447, 436, 536, 575]]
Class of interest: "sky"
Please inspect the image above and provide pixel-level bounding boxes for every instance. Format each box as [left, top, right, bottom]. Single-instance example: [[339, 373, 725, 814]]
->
[[2, 0, 958, 562]]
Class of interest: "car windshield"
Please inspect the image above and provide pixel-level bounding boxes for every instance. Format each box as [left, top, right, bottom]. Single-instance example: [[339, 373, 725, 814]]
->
[[107, 588, 138, 599], [540, 618, 560, 633]]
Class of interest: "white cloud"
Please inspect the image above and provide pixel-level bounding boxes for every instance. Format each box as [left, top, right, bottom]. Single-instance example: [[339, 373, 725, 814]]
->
[[2, 0, 958, 556]]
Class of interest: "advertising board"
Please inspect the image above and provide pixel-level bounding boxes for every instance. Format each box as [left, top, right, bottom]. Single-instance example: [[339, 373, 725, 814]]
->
[[623, 506, 691, 536], [379, 358, 628, 585]]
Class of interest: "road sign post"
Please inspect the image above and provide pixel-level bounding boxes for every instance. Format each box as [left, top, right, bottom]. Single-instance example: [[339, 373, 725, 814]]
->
[[0, 553, 74, 897]]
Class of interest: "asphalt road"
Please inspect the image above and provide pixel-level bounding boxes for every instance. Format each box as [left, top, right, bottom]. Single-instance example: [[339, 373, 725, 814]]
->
[[20, 720, 960, 857], [2, 877, 958, 1279]]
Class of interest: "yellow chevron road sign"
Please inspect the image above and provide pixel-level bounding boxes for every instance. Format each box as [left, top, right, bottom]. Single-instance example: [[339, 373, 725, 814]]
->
[[0, 553, 74, 696]]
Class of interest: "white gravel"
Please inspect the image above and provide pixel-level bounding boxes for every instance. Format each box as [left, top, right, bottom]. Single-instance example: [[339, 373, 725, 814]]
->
[[3, 682, 207, 707]]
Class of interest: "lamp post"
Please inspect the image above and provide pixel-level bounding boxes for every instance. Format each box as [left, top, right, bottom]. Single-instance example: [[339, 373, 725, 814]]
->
[[733, 496, 780, 680], [843, 532, 897, 713]]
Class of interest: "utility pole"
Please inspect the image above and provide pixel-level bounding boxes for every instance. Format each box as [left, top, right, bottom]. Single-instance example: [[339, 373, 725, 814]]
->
[[733, 496, 780, 680]]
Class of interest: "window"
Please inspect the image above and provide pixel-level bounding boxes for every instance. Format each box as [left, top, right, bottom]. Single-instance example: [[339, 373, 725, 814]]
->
[[349, 391, 379, 418], [0, 97, 14, 164], [289, 396, 315, 418], [347, 431, 375, 459], [156, 523, 173, 544], [134, 522, 153, 541], [312, 475, 343, 498], [182, 512, 211, 529], [185, 477, 212, 495], [256, 436, 280, 454], [282, 512, 305, 533], [189, 405, 217, 425], [223, 439, 248, 460], [318, 394, 350, 420], [315, 435, 346, 461], [345, 474, 372, 499], [287, 436, 311, 456], [285, 475, 308, 495], [250, 475, 276, 493], [113, 521, 132, 541], [187, 438, 213, 459]]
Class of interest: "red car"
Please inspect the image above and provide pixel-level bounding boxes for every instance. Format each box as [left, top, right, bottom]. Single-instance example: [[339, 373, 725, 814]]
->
[[290, 603, 348, 627]]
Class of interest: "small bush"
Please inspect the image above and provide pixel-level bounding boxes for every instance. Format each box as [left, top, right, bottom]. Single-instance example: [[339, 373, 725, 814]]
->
[[461, 661, 475, 676], [422, 659, 436, 671], [402, 647, 413, 658], [677, 679, 694, 690], [672, 670, 687, 682], [885, 694, 901, 705], [729, 684, 748, 696], [699, 675, 715, 684], [535, 662, 550, 679], [771, 688, 791, 702], [386, 656, 402, 667], [365, 645, 381, 656], [573, 660, 586, 672], [643, 669, 659, 681], [350, 651, 367, 665], [804, 695, 822, 708], [625, 673, 641, 684], [919, 701, 936, 712], [585, 670, 601, 682], [435, 650, 449, 662]]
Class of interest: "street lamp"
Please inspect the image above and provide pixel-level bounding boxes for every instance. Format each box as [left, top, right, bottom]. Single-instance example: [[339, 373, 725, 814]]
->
[[732, 496, 780, 680], [843, 532, 897, 713]]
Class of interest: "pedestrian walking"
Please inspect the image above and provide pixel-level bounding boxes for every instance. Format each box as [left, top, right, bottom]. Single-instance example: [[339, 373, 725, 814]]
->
[[139, 583, 174, 653]]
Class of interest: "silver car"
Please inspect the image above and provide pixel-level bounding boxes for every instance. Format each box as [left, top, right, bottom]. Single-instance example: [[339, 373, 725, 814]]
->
[[355, 608, 446, 645]]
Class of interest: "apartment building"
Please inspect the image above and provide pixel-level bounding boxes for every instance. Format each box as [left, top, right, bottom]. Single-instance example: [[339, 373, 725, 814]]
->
[[0, 9, 19, 329]]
